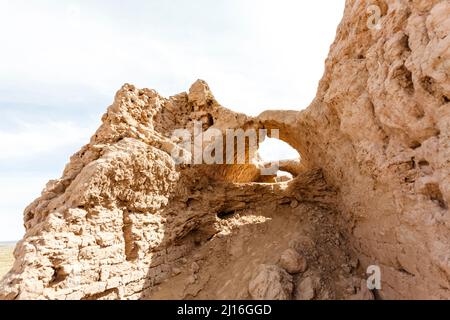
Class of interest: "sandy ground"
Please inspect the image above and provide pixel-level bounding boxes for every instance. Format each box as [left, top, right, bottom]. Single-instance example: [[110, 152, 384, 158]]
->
[[0, 245, 14, 279]]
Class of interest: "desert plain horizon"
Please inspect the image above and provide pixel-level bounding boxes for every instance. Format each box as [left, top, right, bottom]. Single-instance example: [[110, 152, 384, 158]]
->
[[0, 243, 15, 280]]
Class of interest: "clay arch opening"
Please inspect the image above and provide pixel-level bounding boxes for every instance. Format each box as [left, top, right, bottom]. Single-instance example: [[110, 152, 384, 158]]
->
[[189, 121, 303, 184], [256, 137, 302, 183]]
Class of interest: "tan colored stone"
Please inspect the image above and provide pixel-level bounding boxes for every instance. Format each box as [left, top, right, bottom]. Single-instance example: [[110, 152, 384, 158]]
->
[[294, 276, 320, 301], [248, 265, 293, 300], [279, 249, 307, 274]]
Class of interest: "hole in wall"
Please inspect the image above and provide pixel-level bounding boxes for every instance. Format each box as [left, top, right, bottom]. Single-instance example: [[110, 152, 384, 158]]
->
[[418, 160, 429, 168], [123, 211, 139, 262], [393, 65, 414, 94], [423, 183, 448, 210], [409, 141, 421, 150], [217, 210, 236, 220], [50, 267, 69, 286], [276, 171, 294, 183], [257, 137, 301, 181], [186, 198, 200, 208], [258, 138, 300, 163]]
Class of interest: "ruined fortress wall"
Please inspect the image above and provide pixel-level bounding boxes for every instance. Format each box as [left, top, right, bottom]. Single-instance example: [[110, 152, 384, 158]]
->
[[0, 0, 449, 300]]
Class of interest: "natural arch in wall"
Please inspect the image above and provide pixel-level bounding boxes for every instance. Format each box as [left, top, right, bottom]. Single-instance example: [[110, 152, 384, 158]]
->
[[257, 137, 302, 183]]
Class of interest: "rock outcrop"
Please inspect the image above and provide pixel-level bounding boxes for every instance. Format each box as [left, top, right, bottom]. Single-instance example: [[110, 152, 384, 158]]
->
[[295, 0, 450, 299], [0, 0, 449, 300]]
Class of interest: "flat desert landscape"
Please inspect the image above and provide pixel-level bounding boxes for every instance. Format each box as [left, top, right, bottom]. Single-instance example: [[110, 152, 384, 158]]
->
[[0, 244, 14, 279]]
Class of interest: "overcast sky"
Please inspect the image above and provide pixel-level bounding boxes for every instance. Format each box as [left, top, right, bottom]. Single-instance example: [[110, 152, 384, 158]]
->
[[0, 0, 345, 241]]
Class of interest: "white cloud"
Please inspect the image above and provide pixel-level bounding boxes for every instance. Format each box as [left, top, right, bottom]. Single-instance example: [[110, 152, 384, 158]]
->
[[0, 120, 96, 160], [0, 173, 54, 241], [0, 0, 345, 115], [0, 119, 97, 241]]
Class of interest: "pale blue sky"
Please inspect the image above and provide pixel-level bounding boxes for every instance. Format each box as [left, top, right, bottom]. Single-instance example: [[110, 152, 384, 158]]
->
[[0, 0, 345, 241]]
